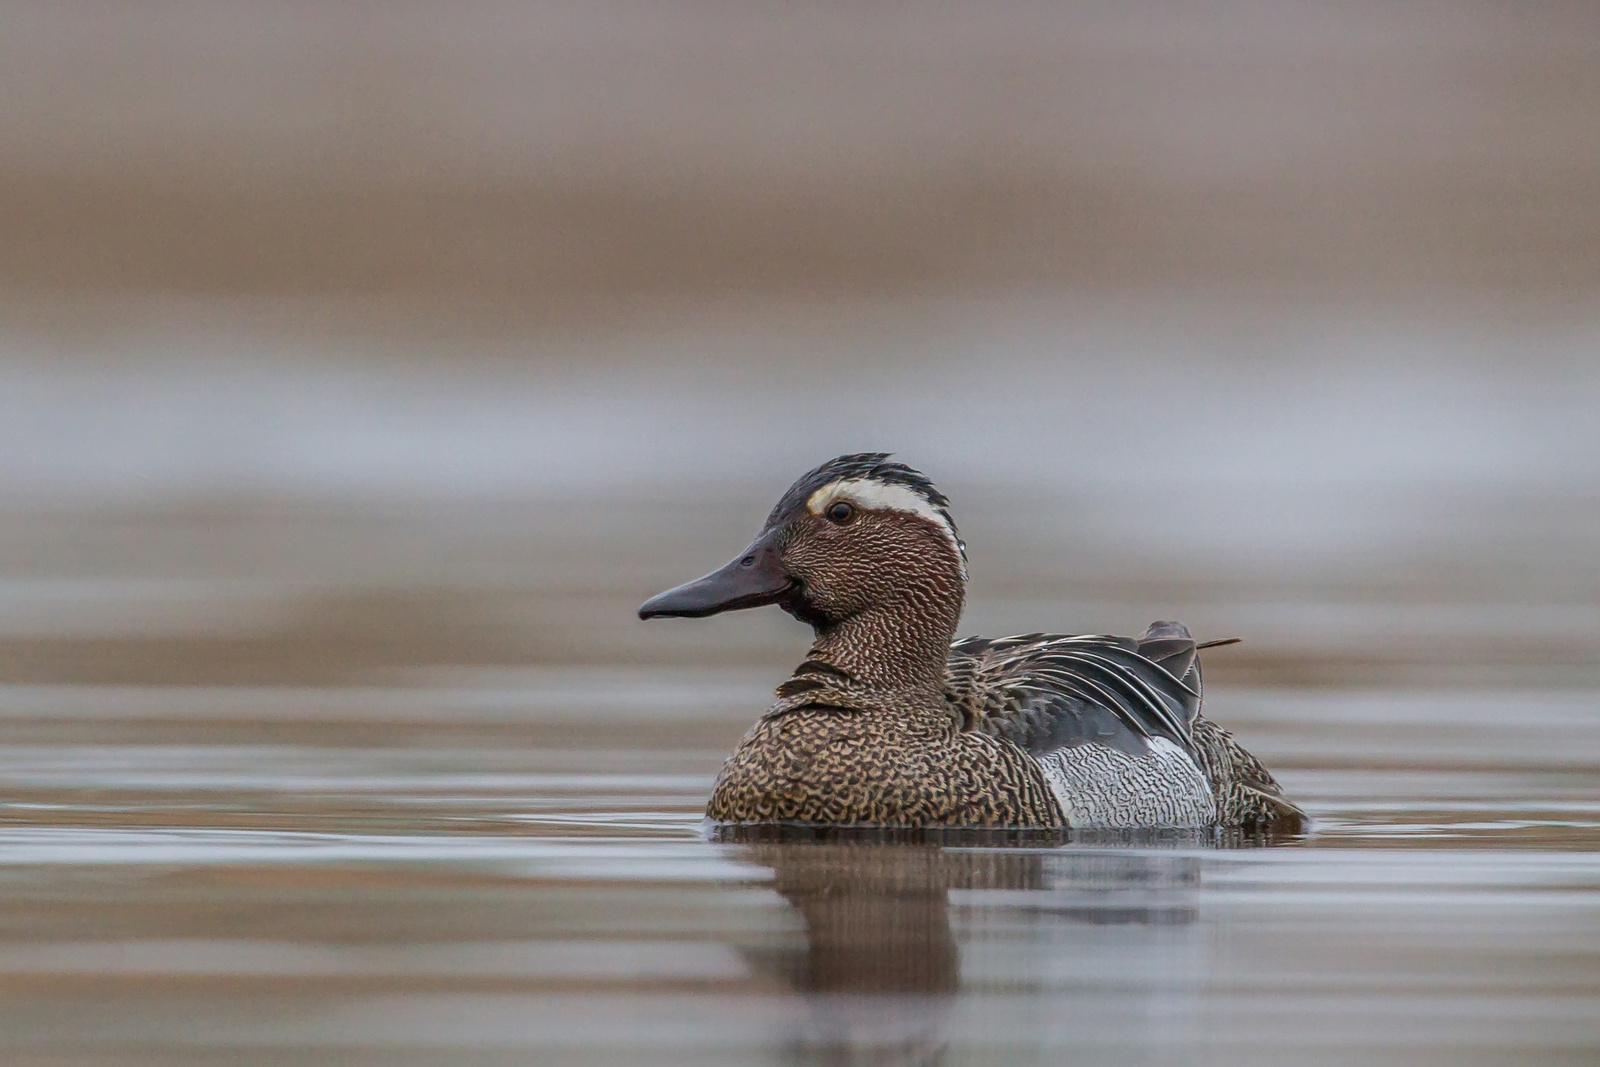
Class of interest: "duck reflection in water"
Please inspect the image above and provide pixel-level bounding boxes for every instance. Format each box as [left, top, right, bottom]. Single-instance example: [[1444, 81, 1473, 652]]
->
[[717, 826, 1221, 1066]]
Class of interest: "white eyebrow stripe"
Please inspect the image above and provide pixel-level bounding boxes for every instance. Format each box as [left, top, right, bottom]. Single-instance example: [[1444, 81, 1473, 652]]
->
[[806, 478, 968, 577]]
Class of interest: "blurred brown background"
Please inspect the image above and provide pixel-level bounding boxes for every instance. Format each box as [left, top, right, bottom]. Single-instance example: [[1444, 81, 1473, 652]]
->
[[6, 2, 1600, 301], [0, 1, 1596, 692]]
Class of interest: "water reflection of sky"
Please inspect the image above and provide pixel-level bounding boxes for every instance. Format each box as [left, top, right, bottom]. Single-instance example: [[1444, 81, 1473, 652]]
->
[[4, 300, 1597, 503], [0, 742, 1596, 1063]]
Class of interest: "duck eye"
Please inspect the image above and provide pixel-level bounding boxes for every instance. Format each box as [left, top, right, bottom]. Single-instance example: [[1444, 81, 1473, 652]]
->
[[825, 501, 855, 524]]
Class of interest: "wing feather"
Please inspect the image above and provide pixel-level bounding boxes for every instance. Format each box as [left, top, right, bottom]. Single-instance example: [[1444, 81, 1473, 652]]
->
[[947, 626, 1205, 759]]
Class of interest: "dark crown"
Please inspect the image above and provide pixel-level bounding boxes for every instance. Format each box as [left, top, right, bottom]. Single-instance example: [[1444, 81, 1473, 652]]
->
[[766, 453, 964, 559]]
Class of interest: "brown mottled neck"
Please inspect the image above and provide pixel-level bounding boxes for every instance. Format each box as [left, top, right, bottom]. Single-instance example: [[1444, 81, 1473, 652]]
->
[[803, 579, 964, 693]]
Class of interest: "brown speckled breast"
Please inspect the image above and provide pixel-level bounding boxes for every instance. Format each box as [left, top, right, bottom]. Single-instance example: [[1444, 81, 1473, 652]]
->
[[706, 699, 1063, 828]]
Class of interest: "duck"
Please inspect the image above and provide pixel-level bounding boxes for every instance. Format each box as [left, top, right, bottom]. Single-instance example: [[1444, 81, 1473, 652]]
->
[[639, 453, 1304, 833]]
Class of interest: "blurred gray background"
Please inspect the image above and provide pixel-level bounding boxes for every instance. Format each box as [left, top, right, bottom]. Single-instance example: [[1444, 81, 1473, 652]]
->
[[1, 1, 1596, 691]]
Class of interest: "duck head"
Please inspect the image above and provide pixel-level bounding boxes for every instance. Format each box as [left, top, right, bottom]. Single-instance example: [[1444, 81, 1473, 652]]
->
[[639, 453, 968, 689]]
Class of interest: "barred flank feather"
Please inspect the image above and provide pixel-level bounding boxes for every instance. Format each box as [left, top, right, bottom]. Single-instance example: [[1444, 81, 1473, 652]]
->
[[945, 622, 1304, 831]]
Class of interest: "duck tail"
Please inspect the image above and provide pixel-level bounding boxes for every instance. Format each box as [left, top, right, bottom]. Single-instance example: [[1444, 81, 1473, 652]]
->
[[1138, 624, 1243, 718], [1197, 637, 1242, 650]]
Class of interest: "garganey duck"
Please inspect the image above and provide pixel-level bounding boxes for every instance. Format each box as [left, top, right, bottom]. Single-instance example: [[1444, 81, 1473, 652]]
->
[[640, 453, 1304, 833]]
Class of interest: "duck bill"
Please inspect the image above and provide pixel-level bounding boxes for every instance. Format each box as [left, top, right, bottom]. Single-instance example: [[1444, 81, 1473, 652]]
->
[[638, 532, 794, 620]]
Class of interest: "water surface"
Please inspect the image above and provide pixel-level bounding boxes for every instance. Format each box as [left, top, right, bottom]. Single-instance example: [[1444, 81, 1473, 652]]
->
[[0, 658, 1595, 1066]]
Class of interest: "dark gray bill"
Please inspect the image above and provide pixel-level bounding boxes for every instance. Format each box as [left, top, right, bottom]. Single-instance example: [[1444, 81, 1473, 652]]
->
[[638, 532, 793, 619]]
